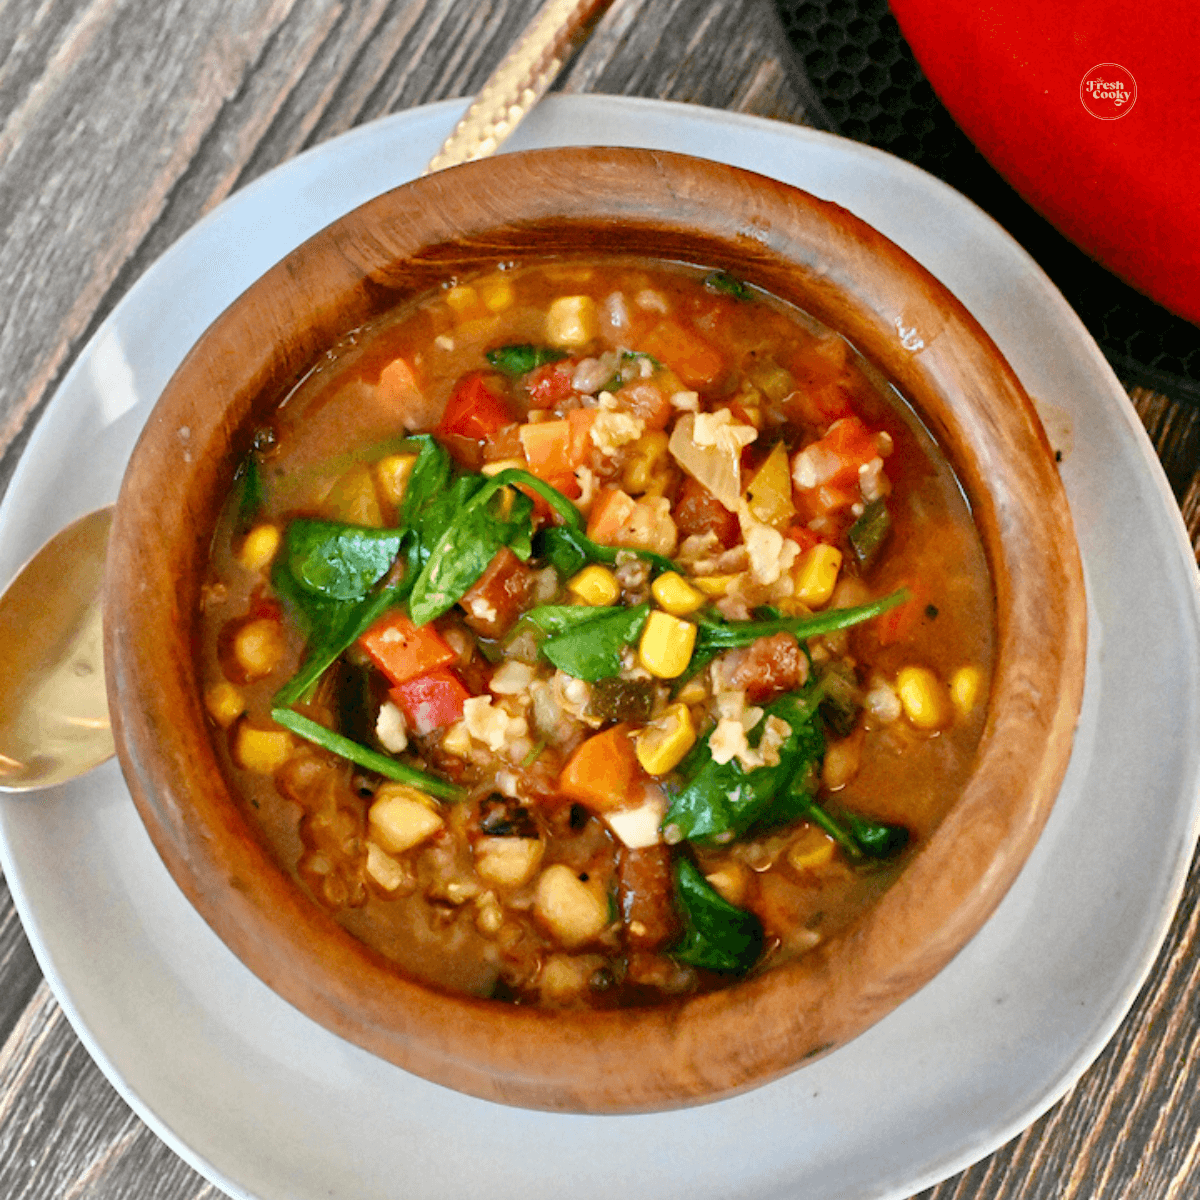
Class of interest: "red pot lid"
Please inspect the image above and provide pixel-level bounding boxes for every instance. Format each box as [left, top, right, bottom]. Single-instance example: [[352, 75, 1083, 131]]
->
[[890, 0, 1200, 326]]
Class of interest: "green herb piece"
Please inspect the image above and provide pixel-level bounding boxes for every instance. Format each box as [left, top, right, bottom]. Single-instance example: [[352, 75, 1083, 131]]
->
[[539, 603, 651, 681], [270, 708, 461, 800], [817, 659, 861, 739], [672, 857, 764, 974], [704, 271, 752, 302], [487, 468, 585, 531], [485, 344, 568, 377], [589, 676, 655, 723], [848, 498, 892, 570], [663, 685, 826, 846], [234, 453, 263, 535], [283, 519, 406, 602]]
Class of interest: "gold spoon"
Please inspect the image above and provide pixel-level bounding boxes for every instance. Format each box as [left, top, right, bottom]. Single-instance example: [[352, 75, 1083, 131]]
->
[[0, 0, 611, 793]]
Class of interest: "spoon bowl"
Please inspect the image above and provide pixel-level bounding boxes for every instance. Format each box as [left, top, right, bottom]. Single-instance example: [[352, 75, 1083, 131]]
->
[[0, 505, 114, 792]]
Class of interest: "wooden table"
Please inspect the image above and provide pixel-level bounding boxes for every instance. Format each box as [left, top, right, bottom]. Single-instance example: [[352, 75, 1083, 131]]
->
[[1, 1, 1197, 1196]]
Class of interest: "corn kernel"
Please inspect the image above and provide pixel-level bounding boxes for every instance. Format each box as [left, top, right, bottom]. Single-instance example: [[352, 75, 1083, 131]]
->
[[793, 544, 843, 607], [545, 295, 599, 348], [895, 665, 951, 730], [651, 571, 705, 617], [674, 676, 709, 706], [204, 680, 245, 728], [235, 725, 293, 774], [322, 462, 383, 527], [479, 278, 515, 312], [232, 618, 285, 680], [621, 431, 670, 495], [636, 702, 696, 775], [373, 453, 417, 509], [638, 610, 697, 679], [481, 457, 527, 476], [368, 784, 443, 853], [567, 564, 620, 606], [534, 864, 610, 948], [691, 573, 743, 597], [950, 665, 983, 719], [705, 862, 750, 906], [787, 825, 837, 871], [239, 524, 280, 572], [445, 284, 478, 314], [440, 720, 472, 758]]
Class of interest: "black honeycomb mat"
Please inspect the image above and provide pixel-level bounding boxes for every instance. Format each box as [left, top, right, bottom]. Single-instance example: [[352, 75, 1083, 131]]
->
[[775, 0, 1200, 406]]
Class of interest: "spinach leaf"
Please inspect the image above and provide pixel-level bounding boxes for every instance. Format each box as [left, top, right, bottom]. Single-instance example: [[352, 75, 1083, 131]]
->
[[400, 435, 453, 528], [534, 524, 674, 580], [283, 519, 405, 602], [799, 798, 910, 863], [689, 587, 909, 673], [663, 686, 826, 846], [522, 604, 618, 637], [540, 603, 650, 681], [487, 468, 584, 531], [672, 857, 763, 974], [270, 708, 462, 800], [273, 583, 404, 708], [407, 478, 533, 626], [485, 344, 567, 377]]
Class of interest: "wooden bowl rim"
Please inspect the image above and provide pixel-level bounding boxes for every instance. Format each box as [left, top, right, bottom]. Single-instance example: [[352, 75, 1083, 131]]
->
[[103, 146, 1086, 1113]]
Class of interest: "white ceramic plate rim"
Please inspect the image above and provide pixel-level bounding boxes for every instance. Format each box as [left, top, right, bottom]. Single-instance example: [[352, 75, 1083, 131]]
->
[[1, 94, 1198, 1200]]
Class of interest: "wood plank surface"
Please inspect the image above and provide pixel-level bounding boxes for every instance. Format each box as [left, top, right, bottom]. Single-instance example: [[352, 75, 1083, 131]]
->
[[0, 1, 1197, 1197]]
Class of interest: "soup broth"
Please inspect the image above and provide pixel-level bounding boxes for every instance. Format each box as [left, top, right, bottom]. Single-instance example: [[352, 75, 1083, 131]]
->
[[197, 257, 994, 1008]]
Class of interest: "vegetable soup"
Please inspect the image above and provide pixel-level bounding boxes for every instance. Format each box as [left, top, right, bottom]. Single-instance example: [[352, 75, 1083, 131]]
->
[[197, 257, 994, 1008]]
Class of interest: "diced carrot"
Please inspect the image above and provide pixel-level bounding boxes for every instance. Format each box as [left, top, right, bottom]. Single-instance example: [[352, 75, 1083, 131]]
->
[[519, 420, 573, 480], [586, 487, 637, 545], [873, 584, 926, 647], [458, 547, 535, 638], [378, 357, 419, 404], [566, 407, 597, 462], [389, 668, 470, 735], [558, 724, 640, 811], [436, 372, 516, 442], [359, 610, 456, 686], [638, 320, 725, 389]]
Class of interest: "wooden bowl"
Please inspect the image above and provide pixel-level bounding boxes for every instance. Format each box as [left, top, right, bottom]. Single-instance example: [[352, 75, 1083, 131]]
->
[[103, 147, 1086, 1113]]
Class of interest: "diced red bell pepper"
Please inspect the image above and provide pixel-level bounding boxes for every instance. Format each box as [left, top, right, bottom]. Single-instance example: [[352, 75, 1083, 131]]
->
[[435, 372, 516, 442], [459, 547, 535, 639], [389, 668, 470, 735], [358, 610, 456, 686]]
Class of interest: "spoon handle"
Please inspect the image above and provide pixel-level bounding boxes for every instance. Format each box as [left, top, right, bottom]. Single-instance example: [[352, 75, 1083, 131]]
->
[[423, 0, 615, 174]]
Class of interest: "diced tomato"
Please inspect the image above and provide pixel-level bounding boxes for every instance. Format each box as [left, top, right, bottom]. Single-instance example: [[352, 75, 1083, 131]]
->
[[790, 416, 882, 523], [783, 523, 823, 554], [872, 583, 929, 647], [435, 373, 516, 442], [673, 476, 740, 548], [389, 668, 470, 735], [524, 359, 578, 406], [821, 416, 881, 483], [638, 320, 725, 389], [458, 547, 535, 639], [358, 610, 456, 686], [481, 423, 523, 464]]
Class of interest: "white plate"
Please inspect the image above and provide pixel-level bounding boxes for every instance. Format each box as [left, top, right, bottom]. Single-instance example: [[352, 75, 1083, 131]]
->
[[2, 95, 1198, 1200]]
